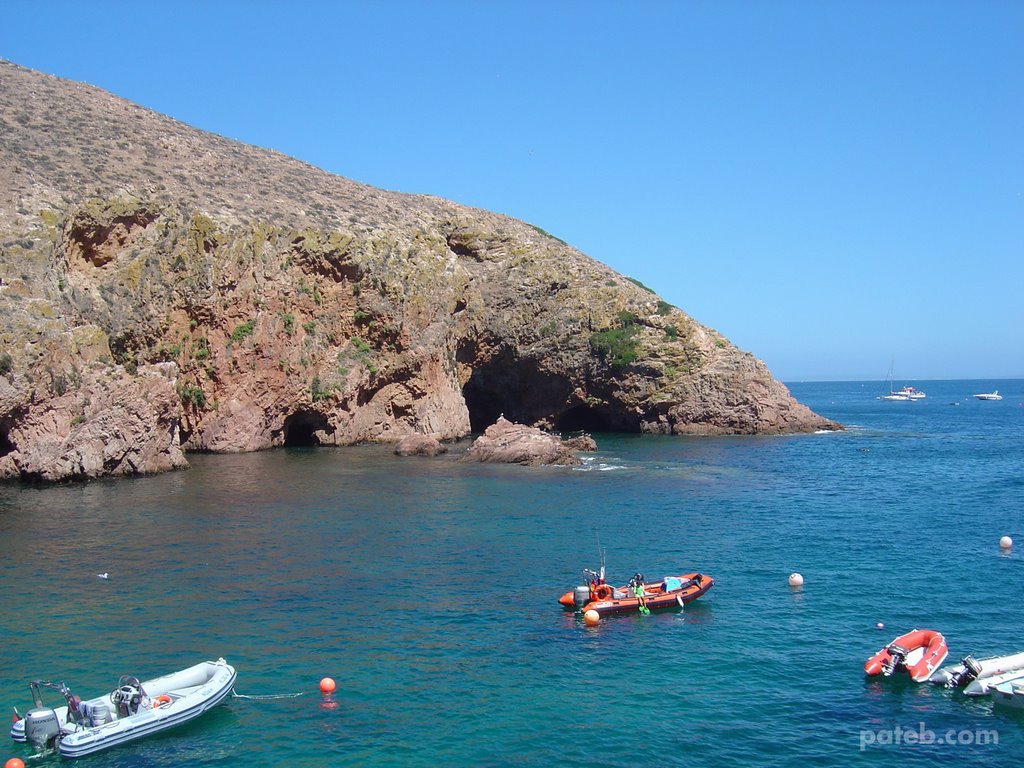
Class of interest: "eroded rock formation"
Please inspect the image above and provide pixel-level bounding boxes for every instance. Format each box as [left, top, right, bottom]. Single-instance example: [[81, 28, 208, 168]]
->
[[0, 61, 839, 481]]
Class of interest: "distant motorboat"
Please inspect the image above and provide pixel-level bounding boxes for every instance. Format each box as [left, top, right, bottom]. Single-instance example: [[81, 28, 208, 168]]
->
[[876, 364, 925, 401], [974, 391, 1002, 401], [895, 386, 926, 399], [878, 386, 925, 401]]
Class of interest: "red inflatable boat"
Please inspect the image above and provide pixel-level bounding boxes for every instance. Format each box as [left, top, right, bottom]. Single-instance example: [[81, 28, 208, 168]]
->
[[865, 628, 948, 682], [558, 571, 713, 616]]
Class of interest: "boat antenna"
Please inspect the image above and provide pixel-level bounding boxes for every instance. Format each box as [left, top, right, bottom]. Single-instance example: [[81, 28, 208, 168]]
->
[[596, 534, 606, 583]]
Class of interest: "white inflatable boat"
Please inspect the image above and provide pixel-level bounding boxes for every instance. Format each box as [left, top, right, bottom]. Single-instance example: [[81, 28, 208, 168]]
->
[[992, 679, 1024, 708], [10, 658, 235, 758], [930, 650, 1024, 690], [963, 667, 1024, 697]]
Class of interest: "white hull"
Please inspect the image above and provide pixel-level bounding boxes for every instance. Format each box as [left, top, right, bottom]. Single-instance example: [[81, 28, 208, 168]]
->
[[878, 388, 925, 401], [974, 391, 1002, 401], [993, 680, 1024, 708], [964, 667, 1024, 697], [11, 658, 235, 758], [931, 650, 1024, 688]]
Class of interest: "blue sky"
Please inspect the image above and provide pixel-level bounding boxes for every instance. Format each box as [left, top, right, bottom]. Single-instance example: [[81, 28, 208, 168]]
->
[[3, 1, 1021, 381]]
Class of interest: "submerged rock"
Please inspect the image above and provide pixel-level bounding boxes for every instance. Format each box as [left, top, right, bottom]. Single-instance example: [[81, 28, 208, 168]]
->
[[394, 434, 447, 457]]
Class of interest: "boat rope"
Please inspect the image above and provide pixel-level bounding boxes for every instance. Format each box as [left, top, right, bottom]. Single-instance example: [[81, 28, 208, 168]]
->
[[230, 689, 307, 700]]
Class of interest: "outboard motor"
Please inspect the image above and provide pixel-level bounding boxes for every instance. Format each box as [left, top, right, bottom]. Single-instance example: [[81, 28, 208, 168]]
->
[[23, 706, 61, 750], [23, 680, 73, 750], [946, 656, 984, 689], [882, 645, 909, 676], [572, 568, 601, 607]]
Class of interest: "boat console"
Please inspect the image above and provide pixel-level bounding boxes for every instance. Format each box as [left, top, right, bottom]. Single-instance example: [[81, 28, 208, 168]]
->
[[111, 675, 145, 717]]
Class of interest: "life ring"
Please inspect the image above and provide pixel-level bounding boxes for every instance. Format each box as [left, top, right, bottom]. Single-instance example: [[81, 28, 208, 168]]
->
[[594, 584, 613, 601], [152, 694, 172, 708]]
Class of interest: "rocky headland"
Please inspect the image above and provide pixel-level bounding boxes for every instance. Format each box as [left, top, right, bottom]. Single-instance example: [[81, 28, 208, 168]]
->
[[0, 60, 839, 481]]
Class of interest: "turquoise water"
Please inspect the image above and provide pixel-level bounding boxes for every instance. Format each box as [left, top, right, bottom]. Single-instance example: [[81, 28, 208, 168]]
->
[[2, 379, 1023, 767]]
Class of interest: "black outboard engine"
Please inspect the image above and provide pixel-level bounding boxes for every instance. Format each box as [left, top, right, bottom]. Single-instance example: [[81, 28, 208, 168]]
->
[[882, 645, 909, 676], [946, 656, 984, 689], [113, 676, 143, 717]]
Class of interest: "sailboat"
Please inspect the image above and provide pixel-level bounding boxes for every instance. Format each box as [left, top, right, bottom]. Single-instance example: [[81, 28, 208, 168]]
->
[[877, 363, 925, 401]]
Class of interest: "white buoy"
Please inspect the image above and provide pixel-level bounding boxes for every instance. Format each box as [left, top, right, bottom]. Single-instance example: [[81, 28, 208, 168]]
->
[[1000, 536, 1013, 550], [788, 573, 804, 587], [97, 573, 109, 579], [876, 622, 885, 630], [583, 609, 600, 626]]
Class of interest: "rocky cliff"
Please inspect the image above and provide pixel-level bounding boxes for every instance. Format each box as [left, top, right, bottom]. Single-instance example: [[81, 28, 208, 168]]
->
[[0, 61, 838, 481]]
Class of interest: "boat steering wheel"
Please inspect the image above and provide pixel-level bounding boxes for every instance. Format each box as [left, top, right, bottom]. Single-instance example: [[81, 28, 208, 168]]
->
[[112, 675, 143, 708]]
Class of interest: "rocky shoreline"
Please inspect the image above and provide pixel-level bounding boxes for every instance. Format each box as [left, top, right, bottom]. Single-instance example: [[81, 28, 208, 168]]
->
[[0, 61, 840, 482]]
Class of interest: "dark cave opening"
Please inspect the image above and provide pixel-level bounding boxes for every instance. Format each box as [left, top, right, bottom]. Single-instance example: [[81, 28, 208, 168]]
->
[[462, 369, 516, 433], [458, 340, 646, 435], [283, 410, 331, 447], [460, 346, 570, 433], [555, 405, 617, 433]]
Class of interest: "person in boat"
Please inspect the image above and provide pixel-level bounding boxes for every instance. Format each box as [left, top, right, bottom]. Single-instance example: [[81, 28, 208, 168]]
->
[[630, 573, 649, 615]]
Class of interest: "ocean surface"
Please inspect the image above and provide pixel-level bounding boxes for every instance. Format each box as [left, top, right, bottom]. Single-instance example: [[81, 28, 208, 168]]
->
[[2, 379, 1023, 767]]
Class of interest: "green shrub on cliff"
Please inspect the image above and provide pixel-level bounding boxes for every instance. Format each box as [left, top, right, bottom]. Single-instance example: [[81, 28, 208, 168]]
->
[[230, 320, 256, 343], [179, 382, 206, 409], [589, 311, 641, 371]]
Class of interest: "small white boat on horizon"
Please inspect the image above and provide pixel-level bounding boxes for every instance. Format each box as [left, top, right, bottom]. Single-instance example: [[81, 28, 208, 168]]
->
[[877, 364, 925, 401], [878, 385, 926, 401], [974, 391, 1002, 401], [10, 657, 235, 758]]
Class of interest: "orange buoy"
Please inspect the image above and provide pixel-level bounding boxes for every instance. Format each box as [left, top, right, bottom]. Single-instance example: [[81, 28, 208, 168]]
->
[[583, 609, 600, 626], [319, 677, 336, 693], [6, 758, 26, 768]]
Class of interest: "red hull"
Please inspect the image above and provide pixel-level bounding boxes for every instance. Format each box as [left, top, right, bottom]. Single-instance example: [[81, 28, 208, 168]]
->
[[865, 628, 948, 682], [559, 572, 713, 616]]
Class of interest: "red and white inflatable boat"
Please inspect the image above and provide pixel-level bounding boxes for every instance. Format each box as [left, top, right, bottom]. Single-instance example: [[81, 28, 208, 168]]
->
[[865, 628, 948, 682]]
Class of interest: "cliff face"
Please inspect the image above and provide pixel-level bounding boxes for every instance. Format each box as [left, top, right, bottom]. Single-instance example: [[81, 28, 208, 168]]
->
[[0, 61, 838, 481]]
